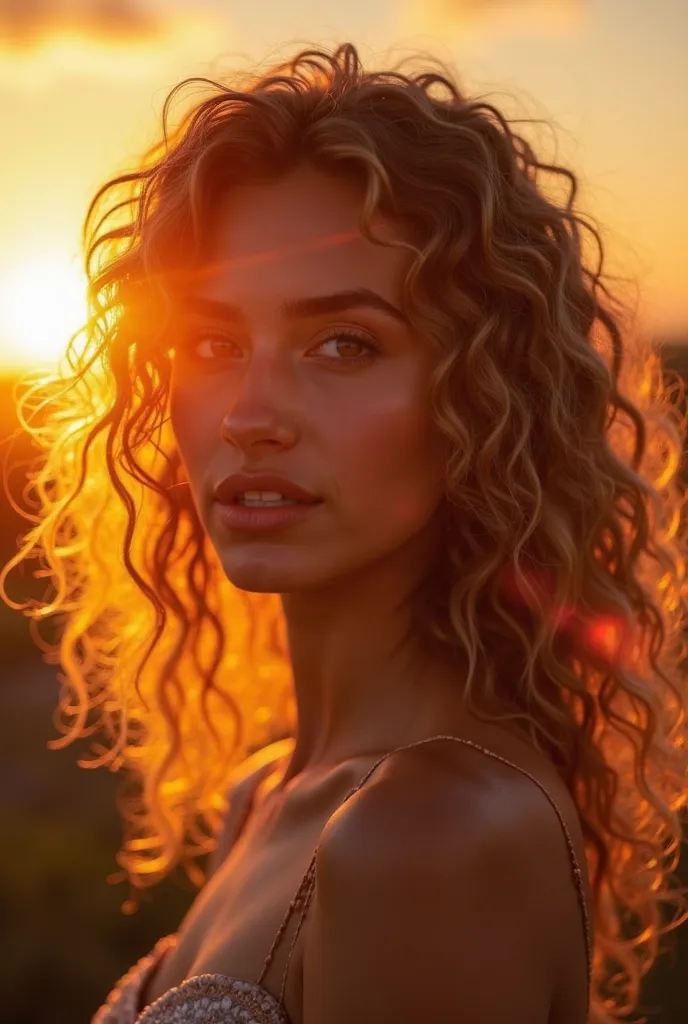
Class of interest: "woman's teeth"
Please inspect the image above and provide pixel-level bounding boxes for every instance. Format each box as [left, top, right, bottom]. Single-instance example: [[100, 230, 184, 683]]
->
[[236, 490, 300, 506]]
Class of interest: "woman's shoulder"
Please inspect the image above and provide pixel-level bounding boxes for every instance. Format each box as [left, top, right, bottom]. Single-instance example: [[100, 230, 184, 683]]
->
[[318, 722, 588, 887], [303, 728, 591, 1022]]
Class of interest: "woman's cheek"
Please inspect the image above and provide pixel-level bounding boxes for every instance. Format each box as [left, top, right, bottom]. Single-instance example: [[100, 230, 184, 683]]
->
[[335, 403, 441, 531]]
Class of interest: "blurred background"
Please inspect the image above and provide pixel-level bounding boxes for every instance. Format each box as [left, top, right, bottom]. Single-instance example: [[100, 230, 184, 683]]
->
[[0, 1, 686, 1021]]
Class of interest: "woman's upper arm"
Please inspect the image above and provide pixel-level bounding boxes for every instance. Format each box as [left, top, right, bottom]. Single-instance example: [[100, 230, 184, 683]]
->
[[301, 763, 575, 1024]]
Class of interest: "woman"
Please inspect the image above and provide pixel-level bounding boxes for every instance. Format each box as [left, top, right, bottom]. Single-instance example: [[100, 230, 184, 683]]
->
[[2, 41, 687, 1024]]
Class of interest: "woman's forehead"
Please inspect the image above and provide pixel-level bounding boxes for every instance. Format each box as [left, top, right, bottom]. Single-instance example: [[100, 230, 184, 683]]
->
[[200, 167, 412, 270]]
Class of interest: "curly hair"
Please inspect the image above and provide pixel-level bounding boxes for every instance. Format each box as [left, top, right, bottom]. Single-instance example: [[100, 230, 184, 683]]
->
[[2, 41, 688, 1023]]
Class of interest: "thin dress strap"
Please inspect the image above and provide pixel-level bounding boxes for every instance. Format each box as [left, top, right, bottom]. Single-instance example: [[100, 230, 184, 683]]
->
[[257, 734, 593, 1015]]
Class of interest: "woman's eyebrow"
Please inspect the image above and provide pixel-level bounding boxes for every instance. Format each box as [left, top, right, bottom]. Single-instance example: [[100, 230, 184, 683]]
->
[[178, 288, 411, 327]]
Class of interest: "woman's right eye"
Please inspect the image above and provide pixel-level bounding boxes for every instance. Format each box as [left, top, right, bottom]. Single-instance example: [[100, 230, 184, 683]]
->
[[183, 332, 236, 360]]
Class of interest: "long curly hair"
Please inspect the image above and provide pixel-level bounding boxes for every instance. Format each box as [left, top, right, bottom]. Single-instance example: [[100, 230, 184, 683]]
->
[[2, 41, 688, 1023]]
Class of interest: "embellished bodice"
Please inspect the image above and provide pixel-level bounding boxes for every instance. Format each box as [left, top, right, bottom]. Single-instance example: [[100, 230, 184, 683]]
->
[[91, 932, 292, 1023]]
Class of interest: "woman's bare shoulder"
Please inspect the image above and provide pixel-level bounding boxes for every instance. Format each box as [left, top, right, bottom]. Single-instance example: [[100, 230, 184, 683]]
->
[[303, 738, 582, 1023], [318, 725, 586, 878]]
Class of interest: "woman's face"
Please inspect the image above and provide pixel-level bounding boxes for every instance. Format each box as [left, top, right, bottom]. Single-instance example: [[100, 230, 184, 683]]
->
[[168, 162, 448, 594]]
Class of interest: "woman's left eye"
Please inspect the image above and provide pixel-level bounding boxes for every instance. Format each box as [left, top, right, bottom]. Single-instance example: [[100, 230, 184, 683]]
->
[[312, 329, 380, 364]]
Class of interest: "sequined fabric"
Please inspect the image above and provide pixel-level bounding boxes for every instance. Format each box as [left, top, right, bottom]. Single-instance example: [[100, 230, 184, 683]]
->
[[135, 975, 290, 1024], [91, 934, 175, 1024], [91, 933, 291, 1024]]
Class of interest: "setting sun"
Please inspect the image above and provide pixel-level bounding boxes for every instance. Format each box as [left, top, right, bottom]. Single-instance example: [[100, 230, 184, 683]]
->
[[0, 253, 88, 372]]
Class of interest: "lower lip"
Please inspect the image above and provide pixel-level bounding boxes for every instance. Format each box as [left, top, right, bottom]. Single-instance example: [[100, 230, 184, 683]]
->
[[215, 500, 323, 531]]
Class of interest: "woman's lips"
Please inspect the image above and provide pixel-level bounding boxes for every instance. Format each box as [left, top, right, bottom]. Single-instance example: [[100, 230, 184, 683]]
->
[[214, 499, 323, 532]]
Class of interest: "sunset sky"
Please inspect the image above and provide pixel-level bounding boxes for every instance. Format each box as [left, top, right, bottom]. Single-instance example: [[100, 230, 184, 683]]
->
[[0, 0, 686, 372]]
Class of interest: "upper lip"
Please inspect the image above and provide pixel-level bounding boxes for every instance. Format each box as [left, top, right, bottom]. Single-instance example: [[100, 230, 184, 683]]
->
[[214, 471, 322, 504]]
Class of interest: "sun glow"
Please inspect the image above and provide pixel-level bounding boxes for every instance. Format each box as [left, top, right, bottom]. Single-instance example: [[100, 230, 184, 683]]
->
[[0, 253, 88, 372]]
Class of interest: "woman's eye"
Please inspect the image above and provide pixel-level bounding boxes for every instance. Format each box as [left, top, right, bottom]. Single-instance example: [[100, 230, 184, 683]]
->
[[182, 329, 380, 366], [312, 330, 380, 364], [189, 334, 236, 360]]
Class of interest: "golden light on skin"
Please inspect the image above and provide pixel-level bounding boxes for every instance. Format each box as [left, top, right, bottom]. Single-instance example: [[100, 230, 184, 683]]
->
[[0, 253, 88, 371]]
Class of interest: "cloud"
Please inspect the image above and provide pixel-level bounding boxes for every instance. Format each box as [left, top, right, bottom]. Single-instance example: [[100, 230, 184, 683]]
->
[[0, 0, 232, 85], [0, 0, 160, 46], [434, 0, 584, 11], [398, 0, 589, 39]]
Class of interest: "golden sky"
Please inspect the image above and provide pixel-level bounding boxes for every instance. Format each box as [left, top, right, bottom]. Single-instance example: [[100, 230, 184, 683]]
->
[[0, 0, 686, 371]]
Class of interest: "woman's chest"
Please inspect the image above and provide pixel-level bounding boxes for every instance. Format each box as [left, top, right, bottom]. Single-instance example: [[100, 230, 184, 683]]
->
[[140, 808, 327, 1020]]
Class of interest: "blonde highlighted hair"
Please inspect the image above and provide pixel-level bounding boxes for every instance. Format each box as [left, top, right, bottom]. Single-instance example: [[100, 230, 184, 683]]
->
[[2, 41, 688, 1023]]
